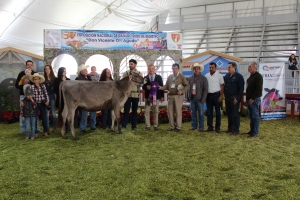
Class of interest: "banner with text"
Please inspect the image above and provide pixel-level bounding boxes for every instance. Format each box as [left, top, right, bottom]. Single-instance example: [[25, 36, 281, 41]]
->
[[259, 63, 286, 120], [44, 30, 182, 50]]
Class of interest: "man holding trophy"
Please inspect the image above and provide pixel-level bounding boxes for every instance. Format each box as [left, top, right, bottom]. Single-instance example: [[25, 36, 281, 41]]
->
[[159, 63, 189, 132], [142, 64, 164, 131]]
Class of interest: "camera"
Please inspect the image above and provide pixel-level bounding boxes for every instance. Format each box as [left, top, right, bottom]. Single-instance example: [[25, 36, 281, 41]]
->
[[41, 99, 51, 110]]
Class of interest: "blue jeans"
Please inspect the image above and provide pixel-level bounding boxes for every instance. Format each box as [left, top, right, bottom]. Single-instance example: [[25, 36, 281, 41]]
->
[[46, 94, 56, 129], [19, 95, 25, 132], [102, 109, 112, 129], [206, 93, 221, 130], [25, 116, 36, 138], [122, 97, 139, 129], [225, 95, 240, 133], [190, 99, 204, 130], [80, 110, 96, 130], [36, 103, 49, 133], [248, 98, 261, 136]]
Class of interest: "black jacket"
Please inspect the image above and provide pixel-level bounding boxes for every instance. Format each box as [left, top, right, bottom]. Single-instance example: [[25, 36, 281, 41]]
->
[[246, 72, 263, 100], [15, 69, 36, 95], [53, 77, 70, 109], [142, 74, 164, 99]]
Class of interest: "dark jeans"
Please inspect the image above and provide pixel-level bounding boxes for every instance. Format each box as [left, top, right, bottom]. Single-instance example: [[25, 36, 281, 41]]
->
[[206, 93, 221, 130], [46, 93, 56, 128], [122, 97, 139, 129], [36, 103, 49, 133], [248, 98, 261, 136], [225, 95, 240, 133], [102, 109, 112, 129]]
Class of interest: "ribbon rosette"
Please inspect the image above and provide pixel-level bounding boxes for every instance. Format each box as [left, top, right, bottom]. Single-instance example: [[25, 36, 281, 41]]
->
[[147, 81, 160, 106]]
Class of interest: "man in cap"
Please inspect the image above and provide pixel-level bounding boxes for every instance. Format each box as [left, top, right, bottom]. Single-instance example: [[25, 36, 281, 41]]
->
[[187, 63, 208, 132], [20, 87, 37, 140], [75, 64, 97, 132]]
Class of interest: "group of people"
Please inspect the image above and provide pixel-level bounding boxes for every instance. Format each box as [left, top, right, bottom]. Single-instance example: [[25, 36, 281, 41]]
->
[[15, 60, 113, 140], [154, 61, 262, 138], [16, 58, 263, 140]]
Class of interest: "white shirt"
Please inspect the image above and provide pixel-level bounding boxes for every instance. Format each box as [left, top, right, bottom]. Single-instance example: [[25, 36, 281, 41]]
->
[[149, 74, 155, 82], [205, 71, 224, 93]]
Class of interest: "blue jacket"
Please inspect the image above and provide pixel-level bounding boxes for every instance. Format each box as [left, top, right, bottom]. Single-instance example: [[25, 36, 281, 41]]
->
[[224, 72, 244, 101]]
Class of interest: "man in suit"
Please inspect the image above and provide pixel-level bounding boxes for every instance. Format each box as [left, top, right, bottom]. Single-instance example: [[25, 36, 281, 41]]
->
[[142, 64, 164, 131]]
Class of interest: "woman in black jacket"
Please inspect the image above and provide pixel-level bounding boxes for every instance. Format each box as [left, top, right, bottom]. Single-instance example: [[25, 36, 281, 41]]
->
[[288, 54, 299, 77]]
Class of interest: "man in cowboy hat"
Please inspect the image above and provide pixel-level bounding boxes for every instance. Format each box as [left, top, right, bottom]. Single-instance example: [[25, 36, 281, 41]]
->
[[30, 73, 50, 137], [224, 62, 244, 136], [187, 63, 208, 132], [75, 64, 97, 132]]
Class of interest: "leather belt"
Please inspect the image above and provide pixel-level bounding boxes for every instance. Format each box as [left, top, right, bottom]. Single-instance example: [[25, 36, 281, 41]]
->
[[225, 94, 237, 97], [208, 91, 220, 94]]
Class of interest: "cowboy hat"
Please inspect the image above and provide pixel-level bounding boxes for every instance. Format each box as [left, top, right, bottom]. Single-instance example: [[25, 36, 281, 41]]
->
[[30, 73, 45, 83], [77, 64, 89, 74], [190, 63, 204, 72]]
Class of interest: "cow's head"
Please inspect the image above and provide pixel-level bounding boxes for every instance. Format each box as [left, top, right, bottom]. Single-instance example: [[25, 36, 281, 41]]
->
[[130, 72, 144, 85], [263, 88, 283, 101]]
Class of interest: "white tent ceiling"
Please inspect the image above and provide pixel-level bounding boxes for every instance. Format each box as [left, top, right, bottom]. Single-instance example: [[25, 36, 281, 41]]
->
[[0, 0, 243, 56]]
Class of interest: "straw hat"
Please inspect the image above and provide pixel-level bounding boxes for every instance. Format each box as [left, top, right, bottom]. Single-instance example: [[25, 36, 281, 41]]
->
[[77, 64, 89, 74], [30, 73, 45, 83], [190, 63, 204, 72]]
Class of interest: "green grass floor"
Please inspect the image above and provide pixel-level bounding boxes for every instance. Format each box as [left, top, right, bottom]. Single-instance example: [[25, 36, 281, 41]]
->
[[0, 117, 300, 200]]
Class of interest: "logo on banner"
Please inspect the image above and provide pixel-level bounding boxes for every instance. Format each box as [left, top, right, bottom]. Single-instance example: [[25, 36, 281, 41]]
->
[[259, 62, 286, 120], [262, 88, 284, 112], [262, 65, 281, 71], [171, 34, 180, 43]]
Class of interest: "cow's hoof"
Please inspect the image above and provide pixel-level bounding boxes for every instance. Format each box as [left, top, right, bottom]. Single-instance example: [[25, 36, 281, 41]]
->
[[74, 137, 80, 140], [62, 136, 68, 139]]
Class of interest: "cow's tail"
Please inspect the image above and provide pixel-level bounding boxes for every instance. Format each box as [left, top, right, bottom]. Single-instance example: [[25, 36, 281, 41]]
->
[[57, 81, 64, 128]]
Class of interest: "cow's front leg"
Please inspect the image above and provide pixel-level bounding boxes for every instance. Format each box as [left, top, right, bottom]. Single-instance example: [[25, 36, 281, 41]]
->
[[68, 110, 79, 140], [61, 109, 68, 139], [114, 108, 122, 134], [111, 110, 115, 132]]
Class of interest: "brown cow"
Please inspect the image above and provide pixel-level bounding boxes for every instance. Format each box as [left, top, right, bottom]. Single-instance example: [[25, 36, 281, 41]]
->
[[58, 72, 144, 140]]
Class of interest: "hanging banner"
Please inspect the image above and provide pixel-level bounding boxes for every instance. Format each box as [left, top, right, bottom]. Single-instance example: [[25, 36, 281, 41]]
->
[[44, 30, 182, 50], [259, 63, 286, 120]]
